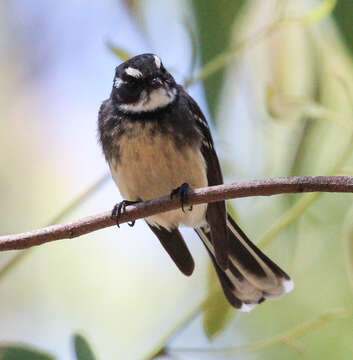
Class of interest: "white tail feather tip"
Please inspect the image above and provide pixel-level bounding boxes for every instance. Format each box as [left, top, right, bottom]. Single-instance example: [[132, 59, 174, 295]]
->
[[240, 303, 258, 312], [283, 279, 294, 293]]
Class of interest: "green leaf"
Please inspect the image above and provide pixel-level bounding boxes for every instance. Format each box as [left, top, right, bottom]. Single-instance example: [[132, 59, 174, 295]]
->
[[191, 0, 247, 120], [73, 334, 96, 360], [203, 264, 235, 339], [107, 43, 133, 62], [333, 0, 353, 56], [0, 344, 54, 360]]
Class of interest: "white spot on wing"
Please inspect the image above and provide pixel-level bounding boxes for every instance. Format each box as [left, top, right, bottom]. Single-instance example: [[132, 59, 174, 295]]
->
[[154, 55, 161, 68], [202, 139, 211, 148], [125, 67, 143, 78]]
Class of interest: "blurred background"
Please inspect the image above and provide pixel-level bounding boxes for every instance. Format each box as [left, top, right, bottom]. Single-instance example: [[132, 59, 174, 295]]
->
[[0, 0, 352, 359]]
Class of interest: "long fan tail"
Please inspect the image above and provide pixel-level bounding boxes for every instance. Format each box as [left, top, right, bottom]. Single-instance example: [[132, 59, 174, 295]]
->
[[195, 214, 294, 311]]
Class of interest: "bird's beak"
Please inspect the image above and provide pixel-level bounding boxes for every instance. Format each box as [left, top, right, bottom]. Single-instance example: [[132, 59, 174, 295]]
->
[[151, 77, 164, 89]]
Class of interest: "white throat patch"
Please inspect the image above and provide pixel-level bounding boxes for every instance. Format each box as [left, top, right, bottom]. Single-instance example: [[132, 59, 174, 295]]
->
[[118, 87, 177, 113]]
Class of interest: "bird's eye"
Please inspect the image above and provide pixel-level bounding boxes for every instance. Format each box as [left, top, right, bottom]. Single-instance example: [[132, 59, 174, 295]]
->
[[118, 81, 141, 103], [127, 76, 138, 84]]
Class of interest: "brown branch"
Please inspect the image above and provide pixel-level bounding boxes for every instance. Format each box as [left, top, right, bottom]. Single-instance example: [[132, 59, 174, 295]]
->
[[1, 176, 353, 252]]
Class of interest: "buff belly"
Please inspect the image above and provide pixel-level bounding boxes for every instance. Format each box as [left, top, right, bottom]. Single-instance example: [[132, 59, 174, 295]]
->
[[110, 123, 208, 230]]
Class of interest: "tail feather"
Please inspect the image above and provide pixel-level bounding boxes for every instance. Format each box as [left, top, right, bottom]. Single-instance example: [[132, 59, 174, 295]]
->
[[147, 223, 195, 276], [195, 214, 293, 311], [227, 216, 291, 288]]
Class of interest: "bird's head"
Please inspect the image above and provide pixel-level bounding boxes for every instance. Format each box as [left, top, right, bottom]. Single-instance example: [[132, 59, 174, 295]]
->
[[111, 53, 178, 113]]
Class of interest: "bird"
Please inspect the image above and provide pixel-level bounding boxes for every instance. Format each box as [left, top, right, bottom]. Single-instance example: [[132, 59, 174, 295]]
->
[[98, 53, 293, 311]]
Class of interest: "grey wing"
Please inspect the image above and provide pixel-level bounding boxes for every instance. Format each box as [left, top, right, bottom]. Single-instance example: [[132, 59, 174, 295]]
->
[[180, 90, 229, 270], [98, 98, 122, 162]]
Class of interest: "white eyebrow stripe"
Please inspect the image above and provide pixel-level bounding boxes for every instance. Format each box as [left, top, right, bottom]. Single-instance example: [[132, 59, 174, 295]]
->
[[125, 67, 143, 78], [114, 77, 125, 88], [154, 55, 161, 68]]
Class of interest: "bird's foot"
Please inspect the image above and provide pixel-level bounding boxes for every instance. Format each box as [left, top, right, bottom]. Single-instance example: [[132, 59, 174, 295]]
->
[[112, 200, 139, 228], [170, 183, 193, 213]]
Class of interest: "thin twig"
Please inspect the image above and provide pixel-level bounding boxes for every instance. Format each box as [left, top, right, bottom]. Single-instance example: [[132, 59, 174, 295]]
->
[[0, 176, 353, 251]]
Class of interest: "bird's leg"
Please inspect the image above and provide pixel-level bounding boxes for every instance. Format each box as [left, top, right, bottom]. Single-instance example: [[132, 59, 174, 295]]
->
[[112, 200, 140, 228], [170, 182, 193, 213]]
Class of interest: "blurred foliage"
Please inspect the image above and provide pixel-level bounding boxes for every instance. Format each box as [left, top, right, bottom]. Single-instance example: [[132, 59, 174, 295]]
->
[[232, 2, 353, 360], [0, 335, 98, 360], [73, 334, 97, 360], [191, 0, 246, 119], [343, 205, 353, 292], [172, 308, 349, 356], [0, 174, 109, 282], [182, 17, 199, 79], [107, 44, 133, 62], [333, 0, 353, 55], [190, 0, 353, 358], [303, 0, 337, 25], [0, 344, 54, 360], [202, 266, 234, 339]]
